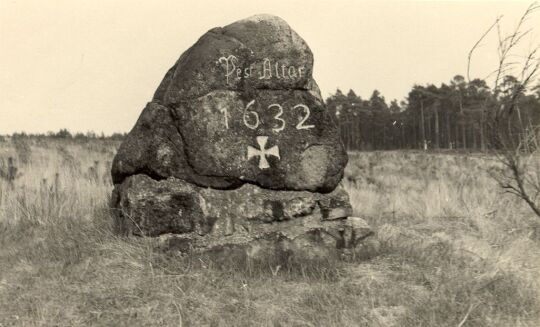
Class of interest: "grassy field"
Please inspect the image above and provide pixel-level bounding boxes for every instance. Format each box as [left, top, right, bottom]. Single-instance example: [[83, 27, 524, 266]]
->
[[0, 138, 539, 326]]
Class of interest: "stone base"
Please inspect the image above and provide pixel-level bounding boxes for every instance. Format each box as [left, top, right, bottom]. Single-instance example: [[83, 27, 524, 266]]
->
[[156, 218, 379, 263], [112, 174, 376, 260]]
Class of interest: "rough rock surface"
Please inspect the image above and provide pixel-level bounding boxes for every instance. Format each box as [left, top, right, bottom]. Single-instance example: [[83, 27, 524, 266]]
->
[[112, 174, 373, 259], [111, 14, 347, 192]]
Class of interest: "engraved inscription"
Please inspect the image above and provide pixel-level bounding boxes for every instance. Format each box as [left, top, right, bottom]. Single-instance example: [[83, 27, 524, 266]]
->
[[218, 55, 305, 85], [294, 104, 315, 130], [218, 100, 315, 132]]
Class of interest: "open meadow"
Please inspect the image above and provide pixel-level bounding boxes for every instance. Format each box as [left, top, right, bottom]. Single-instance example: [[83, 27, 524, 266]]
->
[[0, 138, 539, 326]]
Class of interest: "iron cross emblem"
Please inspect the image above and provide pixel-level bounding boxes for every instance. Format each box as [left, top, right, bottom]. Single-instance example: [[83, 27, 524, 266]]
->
[[247, 136, 280, 169]]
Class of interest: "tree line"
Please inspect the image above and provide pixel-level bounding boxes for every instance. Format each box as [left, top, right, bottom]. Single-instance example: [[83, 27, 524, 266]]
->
[[327, 75, 540, 151], [0, 130, 127, 142], [2, 73, 538, 152]]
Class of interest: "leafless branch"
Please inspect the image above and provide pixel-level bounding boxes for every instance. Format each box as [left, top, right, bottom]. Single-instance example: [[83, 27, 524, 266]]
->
[[467, 15, 502, 82], [471, 2, 540, 219]]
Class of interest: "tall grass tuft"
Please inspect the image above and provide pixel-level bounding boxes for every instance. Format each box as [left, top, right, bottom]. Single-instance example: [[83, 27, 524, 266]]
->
[[12, 136, 32, 165], [0, 157, 19, 187]]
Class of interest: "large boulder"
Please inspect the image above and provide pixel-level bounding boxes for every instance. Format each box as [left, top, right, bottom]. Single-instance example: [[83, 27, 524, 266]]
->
[[111, 14, 372, 261], [112, 14, 347, 192]]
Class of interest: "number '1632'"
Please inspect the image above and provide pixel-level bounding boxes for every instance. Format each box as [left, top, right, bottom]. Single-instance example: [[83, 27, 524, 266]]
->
[[218, 100, 315, 132]]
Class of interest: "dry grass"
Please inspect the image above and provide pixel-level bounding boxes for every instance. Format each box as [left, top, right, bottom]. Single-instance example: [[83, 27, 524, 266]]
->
[[0, 140, 539, 326]]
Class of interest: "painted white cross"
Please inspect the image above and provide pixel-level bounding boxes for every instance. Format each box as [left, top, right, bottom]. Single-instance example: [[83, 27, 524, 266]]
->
[[247, 136, 280, 169]]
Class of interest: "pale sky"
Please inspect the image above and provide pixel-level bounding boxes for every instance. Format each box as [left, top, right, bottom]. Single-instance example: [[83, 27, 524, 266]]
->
[[1, 0, 539, 134]]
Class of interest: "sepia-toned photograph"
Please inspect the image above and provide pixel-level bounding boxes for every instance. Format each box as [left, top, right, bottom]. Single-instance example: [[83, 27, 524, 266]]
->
[[1, 1, 540, 326]]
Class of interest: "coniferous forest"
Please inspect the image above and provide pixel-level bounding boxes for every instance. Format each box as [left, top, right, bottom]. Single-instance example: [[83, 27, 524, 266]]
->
[[327, 75, 540, 151]]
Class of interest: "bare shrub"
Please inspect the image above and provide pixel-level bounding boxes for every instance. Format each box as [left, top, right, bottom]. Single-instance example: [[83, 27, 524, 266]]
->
[[490, 133, 540, 217], [469, 2, 540, 219]]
